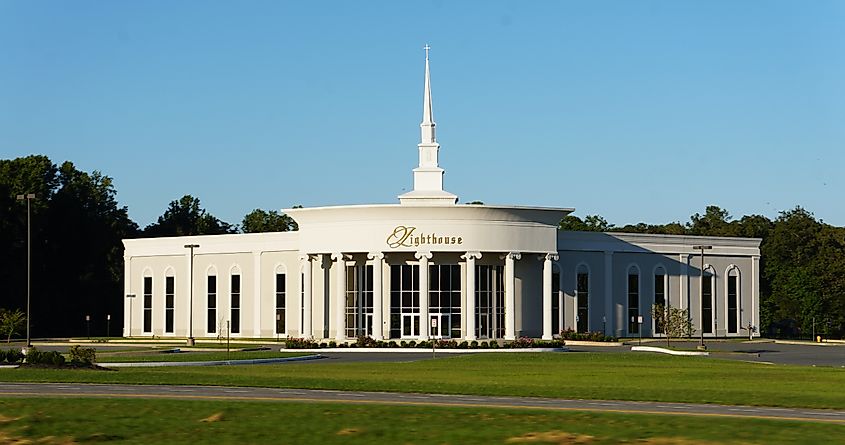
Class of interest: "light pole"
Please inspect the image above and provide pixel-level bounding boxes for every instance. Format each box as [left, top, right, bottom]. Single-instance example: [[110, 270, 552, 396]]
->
[[106, 314, 111, 340], [126, 294, 136, 337], [16, 193, 35, 349], [184, 244, 200, 346], [693, 245, 712, 350]]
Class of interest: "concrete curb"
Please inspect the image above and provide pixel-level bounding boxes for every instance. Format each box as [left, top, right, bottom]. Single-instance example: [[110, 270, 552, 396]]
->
[[282, 347, 568, 353], [774, 340, 844, 347], [563, 341, 624, 347], [98, 354, 322, 368], [631, 346, 709, 356]]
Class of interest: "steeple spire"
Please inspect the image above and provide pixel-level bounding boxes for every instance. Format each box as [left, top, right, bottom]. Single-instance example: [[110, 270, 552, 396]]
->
[[421, 44, 435, 143], [398, 45, 458, 206]]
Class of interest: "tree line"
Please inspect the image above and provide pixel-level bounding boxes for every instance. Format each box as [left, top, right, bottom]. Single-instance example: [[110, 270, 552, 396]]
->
[[2, 155, 843, 338], [0, 155, 297, 337]]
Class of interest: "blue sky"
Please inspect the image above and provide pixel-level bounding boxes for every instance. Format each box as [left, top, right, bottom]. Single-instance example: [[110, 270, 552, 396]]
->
[[2, 1, 843, 228]]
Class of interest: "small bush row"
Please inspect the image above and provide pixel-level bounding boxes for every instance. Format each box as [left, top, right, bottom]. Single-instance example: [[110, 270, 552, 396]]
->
[[0, 346, 97, 367], [0, 349, 25, 364], [559, 328, 617, 342], [283, 335, 566, 350]]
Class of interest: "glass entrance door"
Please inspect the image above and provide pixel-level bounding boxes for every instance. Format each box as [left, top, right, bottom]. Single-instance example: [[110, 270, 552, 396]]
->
[[430, 314, 450, 339], [401, 314, 420, 338]]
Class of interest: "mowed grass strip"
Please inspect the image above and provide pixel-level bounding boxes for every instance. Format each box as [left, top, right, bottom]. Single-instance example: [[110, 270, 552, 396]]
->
[[0, 398, 841, 445], [2, 353, 843, 409], [95, 351, 307, 363]]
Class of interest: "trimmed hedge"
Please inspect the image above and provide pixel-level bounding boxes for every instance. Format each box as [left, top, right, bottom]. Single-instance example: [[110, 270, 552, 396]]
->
[[282, 337, 566, 349]]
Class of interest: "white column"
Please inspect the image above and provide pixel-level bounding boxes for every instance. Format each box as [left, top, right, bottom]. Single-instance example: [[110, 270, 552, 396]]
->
[[416, 251, 432, 339], [542, 253, 558, 340], [300, 255, 312, 338], [368, 252, 385, 340], [504, 252, 521, 340], [680, 254, 690, 311], [123, 255, 132, 337], [185, 250, 193, 339], [603, 251, 613, 336], [252, 251, 261, 338], [751, 255, 760, 338], [462, 252, 481, 341], [332, 253, 346, 342]]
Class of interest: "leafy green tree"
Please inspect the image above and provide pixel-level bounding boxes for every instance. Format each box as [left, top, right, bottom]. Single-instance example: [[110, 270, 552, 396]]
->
[[241, 209, 298, 233], [0, 156, 136, 337], [559, 215, 613, 232], [687, 205, 731, 236], [143, 195, 235, 237], [0, 308, 25, 343]]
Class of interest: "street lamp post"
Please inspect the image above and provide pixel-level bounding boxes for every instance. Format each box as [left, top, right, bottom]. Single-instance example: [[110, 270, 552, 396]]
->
[[16, 193, 35, 350], [693, 245, 712, 350], [184, 244, 200, 346]]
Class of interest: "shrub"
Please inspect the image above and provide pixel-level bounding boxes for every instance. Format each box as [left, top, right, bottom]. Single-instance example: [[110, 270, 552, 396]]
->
[[470, 340, 478, 348], [458, 341, 468, 349], [25, 348, 65, 366], [559, 328, 617, 342], [328, 341, 337, 348], [356, 335, 378, 348], [284, 338, 319, 349], [69, 345, 96, 365]]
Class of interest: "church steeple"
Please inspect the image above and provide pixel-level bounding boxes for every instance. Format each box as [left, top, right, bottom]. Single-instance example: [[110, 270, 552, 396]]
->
[[421, 44, 435, 144], [399, 45, 458, 206]]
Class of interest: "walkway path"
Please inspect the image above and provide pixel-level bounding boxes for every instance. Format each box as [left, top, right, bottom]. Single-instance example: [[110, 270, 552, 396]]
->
[[2, 383, 843, 424]]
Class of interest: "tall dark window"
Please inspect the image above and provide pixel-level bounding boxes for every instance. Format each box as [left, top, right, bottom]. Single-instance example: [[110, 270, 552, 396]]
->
[[276, 273, 286, 335], [627, 272, 639, 334], [165, 276, 175, 334], [429, 264, 461, 338], [230, 274, 241, 334], [654, 272, 665, 334], [728, 273, 738, 334], [143, 276, 153, 333], [346, 265, 374, 338], [577, 271, 589, 332], [476, 265, 504, 339], [390, 264, 419, 338], [702, 271, 713, 334], [207, 275, 217, 334]]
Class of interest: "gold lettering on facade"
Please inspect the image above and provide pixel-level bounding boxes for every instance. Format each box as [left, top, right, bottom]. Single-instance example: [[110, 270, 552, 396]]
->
[[386, 225, 463, 249]]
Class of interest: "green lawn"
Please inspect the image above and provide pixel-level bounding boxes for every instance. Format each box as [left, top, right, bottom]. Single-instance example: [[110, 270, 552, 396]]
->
[[3, 353, 843, 409], [95, 350, 306, 363], [0, 398, 841, 444]]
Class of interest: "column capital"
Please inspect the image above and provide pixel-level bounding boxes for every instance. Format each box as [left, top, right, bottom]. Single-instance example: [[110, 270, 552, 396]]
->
[[539, 253, 559, 262], [603, 250, 614, 257], [461, 251, 482, 260], [299, 254, 313, 263], [367, 252, 385, 261], [331, 252, 348, 262], [415, 251, 433, 261], [503, 252, 521, 261]]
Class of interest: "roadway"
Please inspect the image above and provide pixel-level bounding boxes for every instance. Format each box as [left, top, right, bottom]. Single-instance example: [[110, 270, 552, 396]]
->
[[2, 382, 843, 424]]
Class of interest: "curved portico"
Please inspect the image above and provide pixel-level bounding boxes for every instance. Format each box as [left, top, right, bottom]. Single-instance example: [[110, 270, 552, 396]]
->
[[286, 204, 572, 341]]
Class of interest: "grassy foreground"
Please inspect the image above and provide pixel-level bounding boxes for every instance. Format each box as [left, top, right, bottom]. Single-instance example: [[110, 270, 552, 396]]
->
[[0, 398, 841, 444], [2, 353, 844, 409], [95, 350, 305, 363]]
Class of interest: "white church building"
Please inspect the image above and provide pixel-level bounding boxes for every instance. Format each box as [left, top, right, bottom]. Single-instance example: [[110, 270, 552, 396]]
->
[[122, 49, 761, 342]]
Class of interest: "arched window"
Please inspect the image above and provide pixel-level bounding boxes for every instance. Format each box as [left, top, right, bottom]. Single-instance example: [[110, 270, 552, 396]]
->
[[230, 265, 242, 335], [726, 266, 740, 334], [627, 265, 640, 335], [701, 265, 715, 334], [142, 269, 153, 334], [551, 264, 561, 335], [653, 266, 667, 334], [206, 266, 218, 334], [576, 264, 589, 332], [164, 267, 175, 334]]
